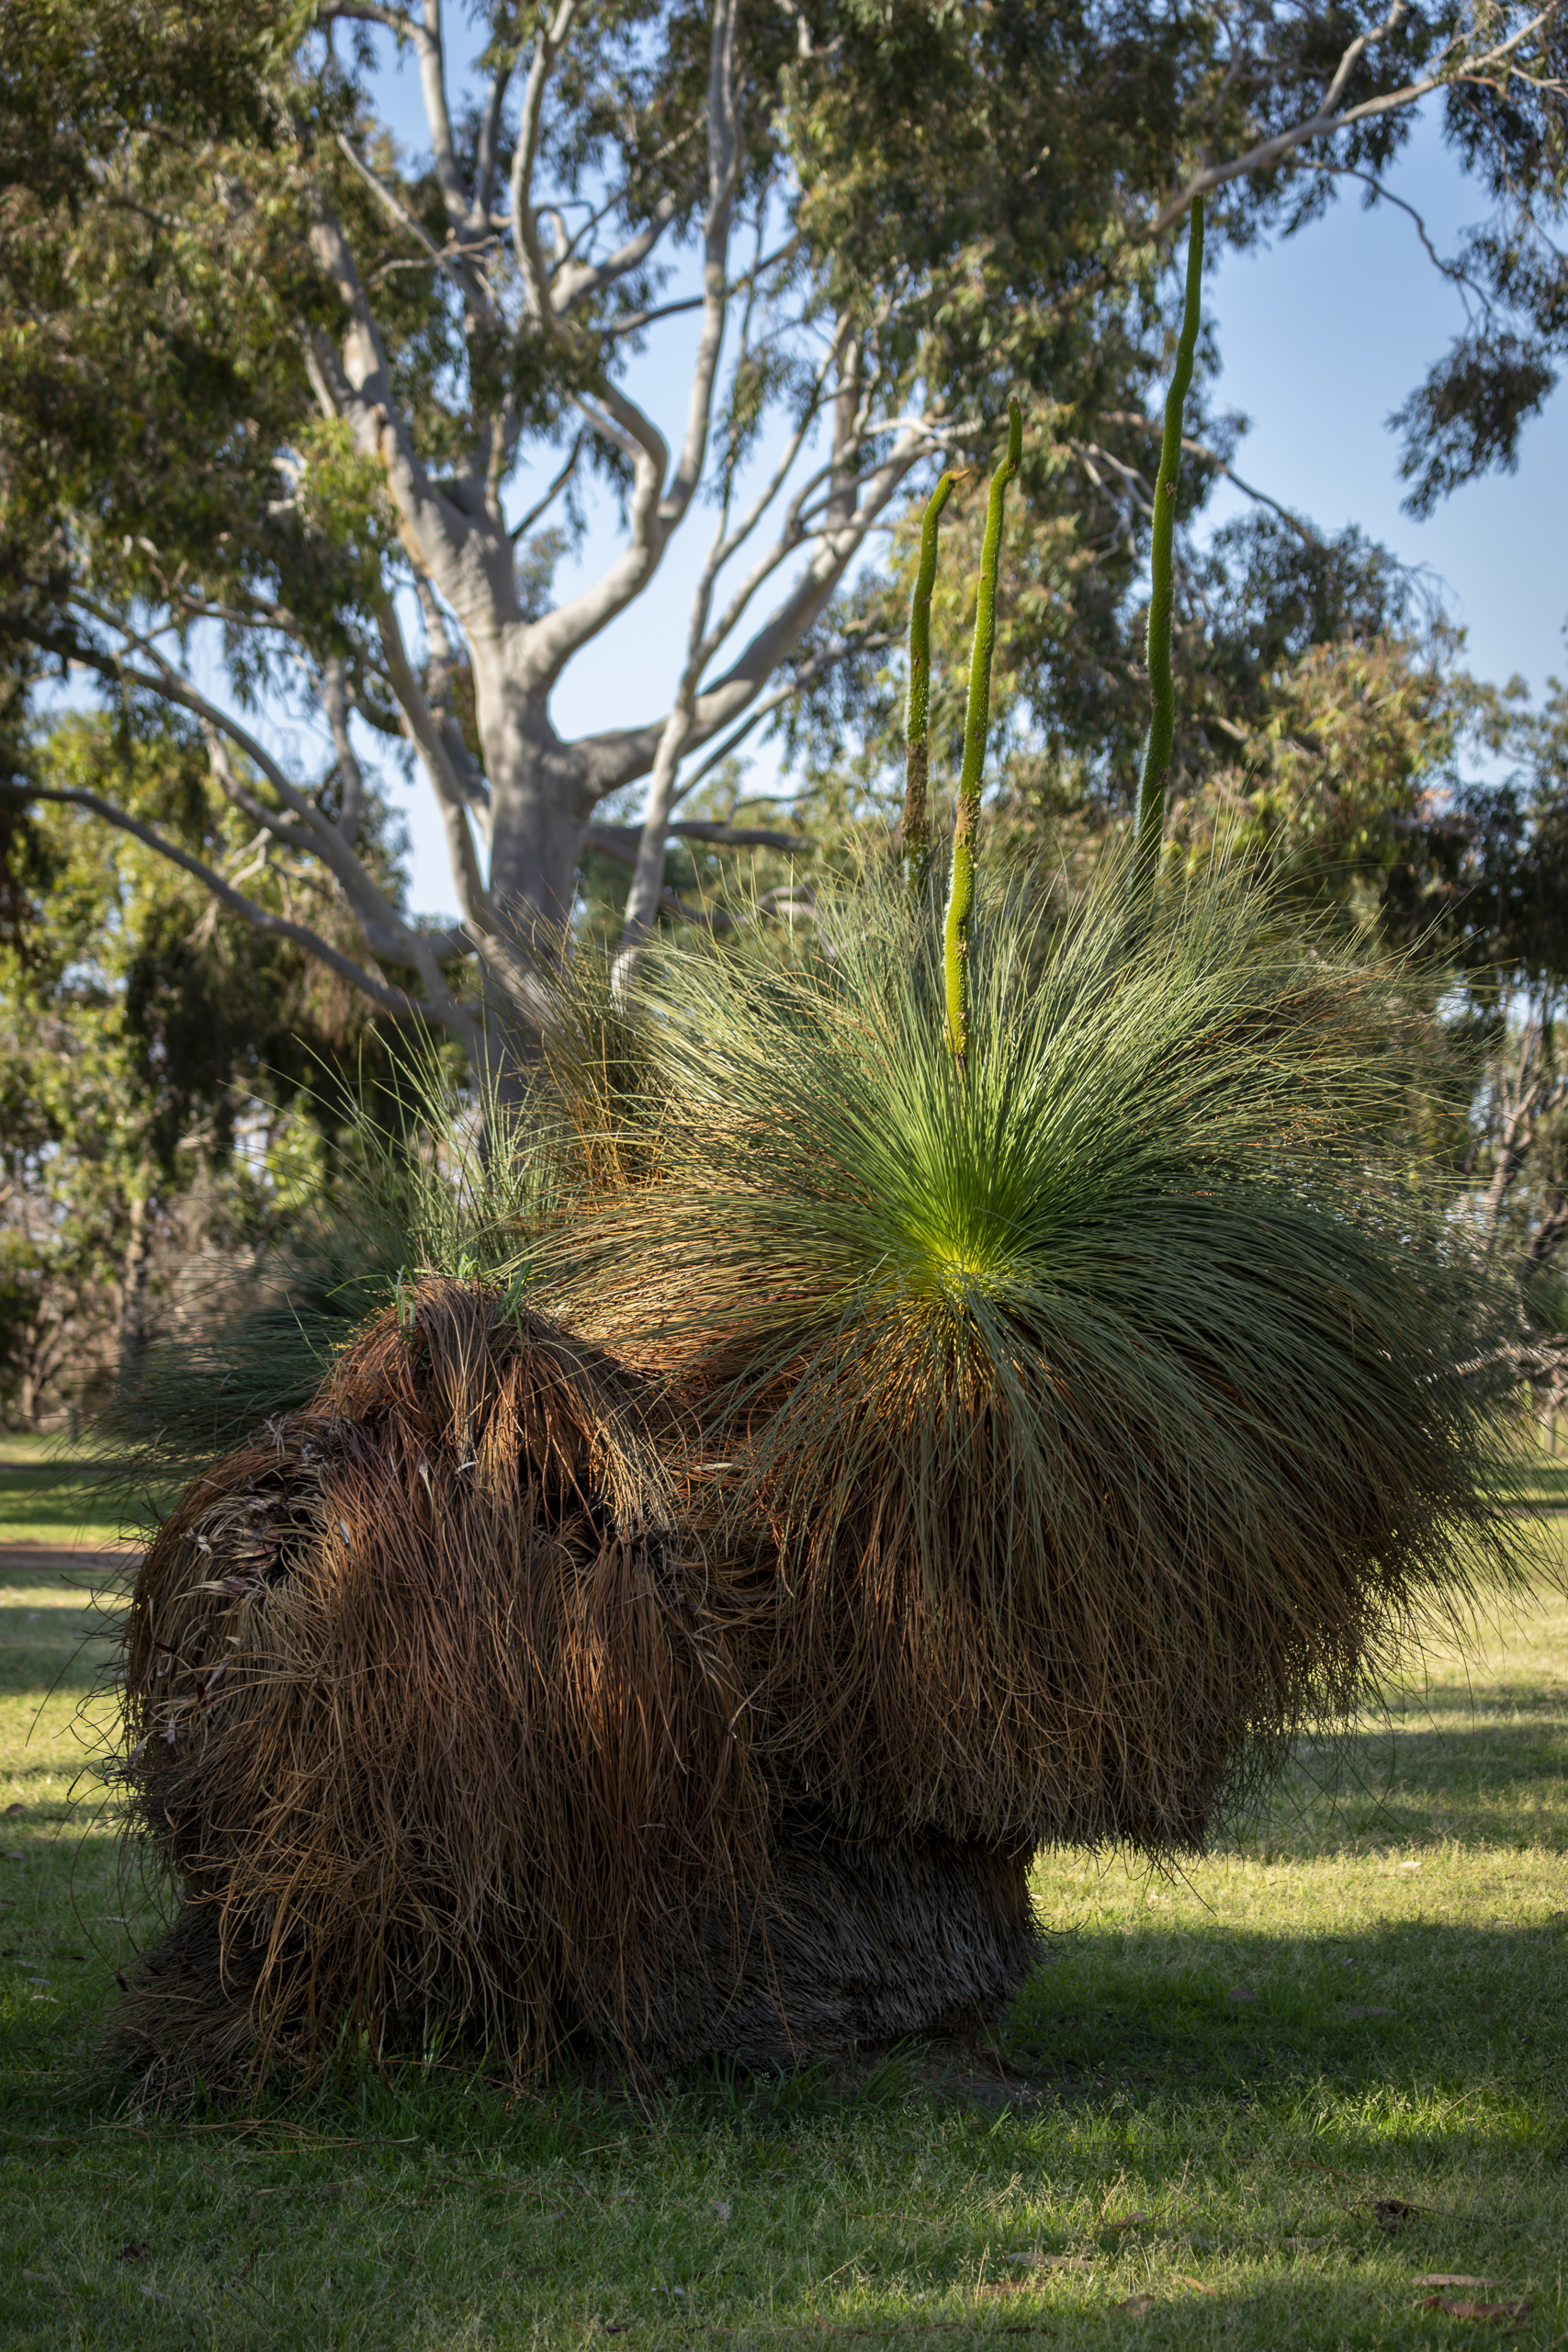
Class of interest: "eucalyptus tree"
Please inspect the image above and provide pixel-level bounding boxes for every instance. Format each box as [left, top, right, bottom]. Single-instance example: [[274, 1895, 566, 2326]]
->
[[2, 0, 1564, 1075], [0, 708, 407, 1424]]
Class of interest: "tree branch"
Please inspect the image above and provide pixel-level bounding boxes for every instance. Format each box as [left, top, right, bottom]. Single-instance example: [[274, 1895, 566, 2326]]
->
[[2, 780, 473, 1037], [1308, 159, 1495, 313], [591, 819, 812, 854], [580, 824, 740, 930], [553, 192, 684, 313], [334, 130, 500, 328], [578, 424, 931, 799], [511, 435, 582, 542], [1147, 2, 1557, 243], [600, 293, 705, 341], [660, 0, 743, 526], [376, 597, 492, 932], [411, 576, 493, 831], [671, 633, 892, 800], [471, 46, 514, 229], [504, 0, 749, 692], [413, 0, 470, 232], [58, 597, 434, 957], [510, 0, 590, 324], [321, 656, 366, 844], [1090, 418, 1322, 541]]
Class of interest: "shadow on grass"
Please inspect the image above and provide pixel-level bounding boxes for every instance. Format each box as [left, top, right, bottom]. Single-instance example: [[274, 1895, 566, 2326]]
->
[[1009, 1909, 1568, 2118], [1217, 1709, 1568, 1859], [3, 1821, 1563, 2141]]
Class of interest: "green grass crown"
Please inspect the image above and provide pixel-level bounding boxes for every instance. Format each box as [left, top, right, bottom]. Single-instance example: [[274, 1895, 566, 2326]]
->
[[550, 859, 1521, 1850]]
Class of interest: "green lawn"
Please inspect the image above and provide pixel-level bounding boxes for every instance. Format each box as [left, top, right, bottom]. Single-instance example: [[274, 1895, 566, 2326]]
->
[[0, 1507, 1565, 2346], [1493, 1447, 1568, 1510], [0, 1436, 156, 1552]]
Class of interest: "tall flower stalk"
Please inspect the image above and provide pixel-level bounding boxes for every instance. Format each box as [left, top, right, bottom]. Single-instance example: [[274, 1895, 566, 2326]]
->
[[1130, 197, 1205, 901], [901, 470, 956, 902], [942, 400, 1022, 1062]]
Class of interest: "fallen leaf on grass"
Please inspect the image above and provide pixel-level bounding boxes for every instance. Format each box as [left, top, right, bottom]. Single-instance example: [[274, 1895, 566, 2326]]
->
[[1416, 2298, 1531, 2327], [114, 2242, 151, 2262], [1226, 1987, 1257, 2004], [1372, 2199, 1424, 2233], [1115, 2293, 1157, 2314], [1413, 2276, 1501, 2289], [1006, 2253, 1092, 2273], [1172, 2274, 1216, 2294], [711, 2200, 732, 2224], [1110, 2212, 1153, 2232]]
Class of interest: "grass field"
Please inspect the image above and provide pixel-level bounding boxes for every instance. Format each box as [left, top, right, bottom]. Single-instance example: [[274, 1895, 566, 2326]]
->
[[1, 1507, 1565, 2347], [0, 1436, 145, 1554]]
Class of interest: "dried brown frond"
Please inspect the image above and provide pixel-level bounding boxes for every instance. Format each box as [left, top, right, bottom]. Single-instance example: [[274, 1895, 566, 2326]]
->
[[113, 1279, 769, 2091]]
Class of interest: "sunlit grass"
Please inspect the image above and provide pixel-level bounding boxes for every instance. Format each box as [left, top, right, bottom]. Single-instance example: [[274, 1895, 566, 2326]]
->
[[1, 1501, 1564, 2346], [0, 1466, 140, 1554]]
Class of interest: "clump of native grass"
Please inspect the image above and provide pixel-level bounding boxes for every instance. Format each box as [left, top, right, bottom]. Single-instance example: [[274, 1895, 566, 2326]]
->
[[105, 1037, 551, 1488], [547, 855, 1523, 1855]]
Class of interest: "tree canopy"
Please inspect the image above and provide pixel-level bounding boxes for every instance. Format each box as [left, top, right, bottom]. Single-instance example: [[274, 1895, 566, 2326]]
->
[[0, 709, 407, 1423], [1, 0, 1563, 1080]]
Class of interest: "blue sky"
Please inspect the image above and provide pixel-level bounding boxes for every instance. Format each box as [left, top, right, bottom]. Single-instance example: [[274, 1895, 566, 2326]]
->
[[314, 47, 1568, 917], [1200, 111, 1567, 699]]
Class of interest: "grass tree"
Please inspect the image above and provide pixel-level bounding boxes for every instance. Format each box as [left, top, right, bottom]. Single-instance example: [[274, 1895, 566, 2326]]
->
[[105, 176, 1529, 2088], [539, 201, 1522, 1904]]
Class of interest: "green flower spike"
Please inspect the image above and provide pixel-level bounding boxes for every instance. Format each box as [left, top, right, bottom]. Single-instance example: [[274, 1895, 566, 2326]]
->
[[942, 398, 1022, 1064], [901, 469, 956, 903], [1130, 196, 1205, 902]]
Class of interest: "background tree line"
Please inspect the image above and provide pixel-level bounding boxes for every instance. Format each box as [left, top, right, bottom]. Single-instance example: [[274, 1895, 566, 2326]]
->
[[3, 0, 1567, 1423]]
